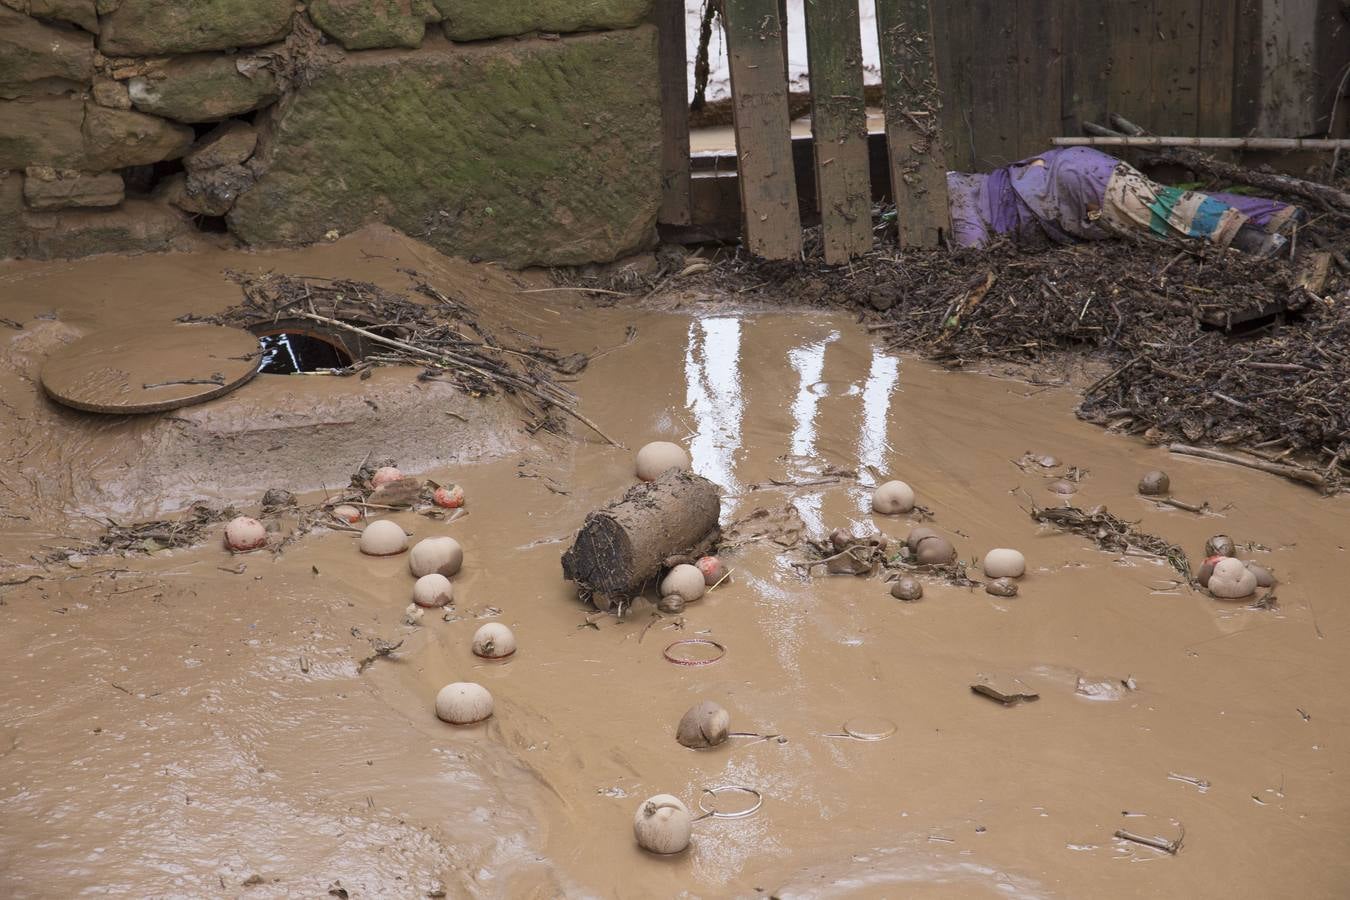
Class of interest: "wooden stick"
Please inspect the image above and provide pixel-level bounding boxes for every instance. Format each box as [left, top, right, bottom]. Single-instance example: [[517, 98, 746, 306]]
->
[[1168, 443, 1329, 491], [1055, 136, 1350, 151], [1114, 828, 1183, 855], [294, 311, 622, 448]]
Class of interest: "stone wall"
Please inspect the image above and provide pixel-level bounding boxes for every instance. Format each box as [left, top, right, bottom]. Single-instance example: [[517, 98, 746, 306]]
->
[[0, 0, 660, 266]]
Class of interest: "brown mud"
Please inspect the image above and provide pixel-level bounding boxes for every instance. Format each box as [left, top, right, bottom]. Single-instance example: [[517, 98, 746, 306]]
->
[[2, 229, 1349, 898]]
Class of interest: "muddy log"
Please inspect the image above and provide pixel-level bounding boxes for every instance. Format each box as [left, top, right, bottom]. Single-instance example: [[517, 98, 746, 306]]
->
[[562, 469, 721, 607]]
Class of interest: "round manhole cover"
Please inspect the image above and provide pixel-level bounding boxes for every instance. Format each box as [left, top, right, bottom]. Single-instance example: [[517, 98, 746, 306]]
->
[[41, 322, 260, 414]]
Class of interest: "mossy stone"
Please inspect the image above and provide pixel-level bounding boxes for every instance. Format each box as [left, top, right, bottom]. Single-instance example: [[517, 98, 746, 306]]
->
[[434, 0, 651, 41]]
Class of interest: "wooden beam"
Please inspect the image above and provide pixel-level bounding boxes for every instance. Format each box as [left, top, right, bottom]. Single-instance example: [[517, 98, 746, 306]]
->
[[656, 0, 691, 225], [723, 0, 803, 259], [875, 0, 951, 248], [802, 0, 872, 263]]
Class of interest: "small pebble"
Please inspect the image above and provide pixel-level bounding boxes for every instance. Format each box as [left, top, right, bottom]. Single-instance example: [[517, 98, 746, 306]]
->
[[1048, 480, 1077, 495], [1138, 470, 1170, 495], [985, 577, 1018, 598], [890, 577, 923, 601]]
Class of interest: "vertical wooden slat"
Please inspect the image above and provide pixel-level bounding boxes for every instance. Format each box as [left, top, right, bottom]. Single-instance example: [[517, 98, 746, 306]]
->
[[1063, 2, 1112, 137], [1231, 0, 1263, 135], [1016, 0, 1064, 157], [929, 1, 972, 171], [1150, 0, 1202, 134], [656, 0, 691, 225], [875, 0, 951, 247], [1104, 0, 1153, 125], [802, 0, 872, 262], [723, 0, 802, 259], [966, 0, 1020, 167], [1197, 0, 1237, 136]]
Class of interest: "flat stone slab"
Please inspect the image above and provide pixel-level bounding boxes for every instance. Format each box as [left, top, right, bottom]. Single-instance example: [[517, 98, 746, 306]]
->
[[42, 322, 259, 413]]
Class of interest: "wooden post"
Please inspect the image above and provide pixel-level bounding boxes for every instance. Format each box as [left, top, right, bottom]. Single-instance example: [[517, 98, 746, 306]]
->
[[875, 0, 951, 248], [723, 0, 803, 259], [656, 0, 691, 225], [802, 0, 872, 263]]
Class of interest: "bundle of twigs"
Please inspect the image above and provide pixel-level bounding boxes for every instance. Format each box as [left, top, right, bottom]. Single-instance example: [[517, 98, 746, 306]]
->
[[185, 272, 618, 445], [1030, 502, 1191, 582]]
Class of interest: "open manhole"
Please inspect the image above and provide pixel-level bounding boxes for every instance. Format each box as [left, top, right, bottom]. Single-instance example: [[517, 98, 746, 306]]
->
[[249, 319, 370, 374]]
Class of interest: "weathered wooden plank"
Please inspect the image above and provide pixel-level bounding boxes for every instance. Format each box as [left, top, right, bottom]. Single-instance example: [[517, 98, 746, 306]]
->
[[656, 0, 690, 225], [1016, 0, 1064, 157], [723, 0, 802, 259], [1197, 0, 1237, 136], [1063, 2, 1112, 138], [1104, 0, 1153, 126], [802, 0, 872, 262], [875, 0, 951, 248], [1149, 0, 1202, 134], [965, 0, 1020, 167], [928, 0, 972, 171]]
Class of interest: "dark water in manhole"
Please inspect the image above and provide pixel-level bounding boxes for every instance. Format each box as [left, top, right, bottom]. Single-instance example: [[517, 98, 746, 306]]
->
[[255, 331, 353, 374]]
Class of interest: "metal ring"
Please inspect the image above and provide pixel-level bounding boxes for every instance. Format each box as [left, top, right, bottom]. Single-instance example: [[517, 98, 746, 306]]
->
[[663, 639, 726, 666], [697, 785, 763, 819]]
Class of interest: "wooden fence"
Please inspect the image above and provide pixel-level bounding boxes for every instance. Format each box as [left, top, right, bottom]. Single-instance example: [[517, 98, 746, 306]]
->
[[657, 0, 1348, 260], [659, 0, 952, 262]]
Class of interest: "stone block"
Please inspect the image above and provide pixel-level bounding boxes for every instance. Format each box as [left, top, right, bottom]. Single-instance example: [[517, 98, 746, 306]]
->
[[128, 53, 280, 123], [22, 167, 124, 209], [83, 102, 194, 168], [229, 28, 661, 267], [184, 120, 258, 172], [434, 0, 652, 41], [92, 77, 132, 109], [18, 196, 192, 258], [0, 97, 87, 168], [308, 0, 441, 50], [0, 7, 95, 99], [98, 0, 294, 55], [0, 0, 99, 33]]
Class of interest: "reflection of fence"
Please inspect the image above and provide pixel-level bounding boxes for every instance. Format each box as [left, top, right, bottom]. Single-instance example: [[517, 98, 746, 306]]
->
[[658, 0, 952, 261]]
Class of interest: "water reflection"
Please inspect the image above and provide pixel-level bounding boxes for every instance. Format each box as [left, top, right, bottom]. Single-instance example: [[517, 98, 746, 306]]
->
[[787, 332, 838, 533], [855, 350, 899, 514], [684, 317, 745, 515]]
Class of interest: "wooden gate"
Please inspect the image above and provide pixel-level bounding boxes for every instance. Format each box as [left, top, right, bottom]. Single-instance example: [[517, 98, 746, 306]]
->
[[658, 0, 952, 262]]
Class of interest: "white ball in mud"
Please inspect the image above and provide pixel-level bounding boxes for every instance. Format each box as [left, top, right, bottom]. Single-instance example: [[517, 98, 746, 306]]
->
[[471, 622, 517, 659], [633, 794, 692, 854], [412, 573, 454, 608], [371, 466, 403, 488], [1208, 557, 1258, 599], [409, 536, 463, 577], [435, 681, 494, 724], [635, 441, 691, 482], [359, 519, 408, 556], [871, 480, 915, 515], [660, 564, 706, 603], [982, 548, 1026, 579], [224, 516, 267, 552]]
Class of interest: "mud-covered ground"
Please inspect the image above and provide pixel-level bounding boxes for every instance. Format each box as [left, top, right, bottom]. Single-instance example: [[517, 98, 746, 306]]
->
[[2, 229, 1348, 898]]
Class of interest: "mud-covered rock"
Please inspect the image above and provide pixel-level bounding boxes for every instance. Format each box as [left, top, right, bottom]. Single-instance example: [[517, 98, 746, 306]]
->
[[231, 28, 661, 267], [433, 0, 651, 41], [184, 120, 257, 172], [83, 103, 194, 168], [0, 7, 95, 99], [98, 0, 294, 55], [22, 168, 124, 209], [308, 0, 441, 49], [128, 54, 280, 123], [14, 197, 192, 259], [0, 97, 87, 168], [1, 0, 99, 32], [186, 164, 255, 214]]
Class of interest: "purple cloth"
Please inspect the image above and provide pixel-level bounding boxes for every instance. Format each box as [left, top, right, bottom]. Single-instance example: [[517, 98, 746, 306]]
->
[[947, 148, 1119, 248], [945, 147, 1299, 247]]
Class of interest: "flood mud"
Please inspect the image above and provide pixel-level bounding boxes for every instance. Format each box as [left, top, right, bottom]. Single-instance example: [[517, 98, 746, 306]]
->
[[1, 230, 1348, 898]]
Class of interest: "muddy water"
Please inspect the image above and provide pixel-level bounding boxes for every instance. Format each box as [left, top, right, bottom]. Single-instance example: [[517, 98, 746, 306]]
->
[[2, 233, 1349, 898]]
